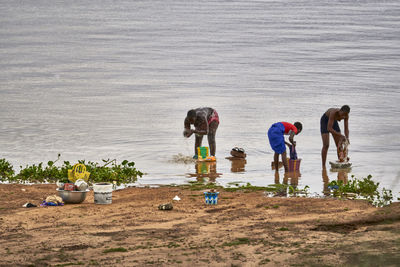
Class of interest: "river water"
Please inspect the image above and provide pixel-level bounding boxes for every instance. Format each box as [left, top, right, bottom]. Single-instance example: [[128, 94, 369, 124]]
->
[[1, 0, 399, 197]]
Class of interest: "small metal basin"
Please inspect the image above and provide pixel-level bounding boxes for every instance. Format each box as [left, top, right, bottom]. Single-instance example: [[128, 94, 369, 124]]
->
[[56, 189, 89, 204]]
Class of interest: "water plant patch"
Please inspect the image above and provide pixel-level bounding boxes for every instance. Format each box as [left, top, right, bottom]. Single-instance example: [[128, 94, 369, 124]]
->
[[0, 154, 142, 185], [328, 175, 393, 207]]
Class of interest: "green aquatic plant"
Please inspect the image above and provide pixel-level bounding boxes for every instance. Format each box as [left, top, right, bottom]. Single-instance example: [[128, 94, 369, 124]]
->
[[262, 183, 310, 197], [0, 158, 15, 181], [1, 155, 142, 185], [77, 159, 142, 185], [221, 237, 251, 247], [185, 181, 310, 198], [225, 182, 271, 192], [328, 175, 393, 207], [181, 181, 223, 191], [103, 247, 128, 253], [14, 154, 71, 183]]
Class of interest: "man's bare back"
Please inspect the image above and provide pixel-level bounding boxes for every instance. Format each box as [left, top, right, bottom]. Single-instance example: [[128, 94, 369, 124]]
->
[[320, 105, 350, 167]]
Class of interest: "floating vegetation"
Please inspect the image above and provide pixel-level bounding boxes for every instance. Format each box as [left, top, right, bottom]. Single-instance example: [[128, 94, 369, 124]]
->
[[262, 183, 310, 197], [225, 182, 310, 197], [184, 177, 395, 206], [180, 181, 223, 191], [328, 175, 393, 207], [0, 154, 142, 185], [183, 181, 310, 197], [225, 183, 270, 192]]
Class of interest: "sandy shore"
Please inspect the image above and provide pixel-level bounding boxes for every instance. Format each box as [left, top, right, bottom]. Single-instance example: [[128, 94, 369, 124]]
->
[[0, 184, 399, 266]]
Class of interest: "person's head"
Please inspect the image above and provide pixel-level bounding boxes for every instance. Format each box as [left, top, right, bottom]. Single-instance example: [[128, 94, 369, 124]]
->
[[294, 122, 302, 134], [340, 105, 350, 113], [339, 105, 350, 119], [186, 109, 197, 124]]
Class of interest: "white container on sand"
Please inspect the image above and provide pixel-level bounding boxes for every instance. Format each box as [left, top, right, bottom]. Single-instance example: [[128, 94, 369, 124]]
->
[[75, 179, 88, 191], [93, 183, 113, 204]]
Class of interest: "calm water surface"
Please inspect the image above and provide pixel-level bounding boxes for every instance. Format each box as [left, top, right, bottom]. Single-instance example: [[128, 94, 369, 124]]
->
[[1, 0, 399, 197]]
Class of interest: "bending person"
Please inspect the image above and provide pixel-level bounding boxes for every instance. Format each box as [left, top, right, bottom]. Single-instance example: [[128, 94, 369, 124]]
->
[[268, 121, 302, 172], [320, 105, 350, 168], [183, 107, 219, 158]]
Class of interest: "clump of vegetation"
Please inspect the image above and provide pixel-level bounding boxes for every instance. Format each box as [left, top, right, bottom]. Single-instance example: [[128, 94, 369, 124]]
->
[[103, 247, 128, 253], [263, 183, 310, 197], [0, 158, 14, 180], [183, 181, 310, 198], [225, 182, 310, 196], [78, 158, 142, 185], [180, 181, 224, 191], [221, 238, 251, 247], [225, 183, 270, 192], [14, 154, 68, 183], [0, 154, 142, 185], [278, 227, 289, 231], [328, 175, 393, 207]]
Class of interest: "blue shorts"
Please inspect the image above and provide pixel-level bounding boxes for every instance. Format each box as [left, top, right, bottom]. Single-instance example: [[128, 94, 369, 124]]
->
[[320, 113, 340, 134], [268, 122, 286, 154]]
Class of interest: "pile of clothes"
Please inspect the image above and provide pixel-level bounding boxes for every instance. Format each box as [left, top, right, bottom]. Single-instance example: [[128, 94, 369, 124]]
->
[[40, 195, 64, 206]]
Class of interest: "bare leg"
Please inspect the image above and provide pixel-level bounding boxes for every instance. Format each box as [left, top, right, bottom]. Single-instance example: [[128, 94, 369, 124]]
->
[[322, 168, 330, 196], [337, 171, 348, 184], [332, 134, 341, 161], [321, 133, 330, 168], [283, 172, 289, 185], [207, 121, 218, 156], [274, 171, 280, 184], [282, 151, 288, 172], [274, 152, 279, 171], [194, 135, 203, 156]]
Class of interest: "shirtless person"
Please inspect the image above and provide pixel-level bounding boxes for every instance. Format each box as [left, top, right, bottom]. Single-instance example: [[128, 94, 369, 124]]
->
[[183, 107, 219, 159], [320, 105, 350, 168]]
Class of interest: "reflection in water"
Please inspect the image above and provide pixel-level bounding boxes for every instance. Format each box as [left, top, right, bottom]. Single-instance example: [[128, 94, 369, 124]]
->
[[272, 171, 301, 197], [271, 161, 284, 171], [274, 171, 301, 187], [274, 171, 280, 184], [271, 155, 301, 188], [337, 170, 349, 184], [322, 168, 351, 196], [187, 162, 221, 183], [284, 172, 300, 188], [322, 169, 330, 196], [226, 157, 247, 173]]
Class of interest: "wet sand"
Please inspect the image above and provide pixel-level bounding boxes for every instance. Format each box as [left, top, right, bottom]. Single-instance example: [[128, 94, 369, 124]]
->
[[1, 184, 399, 266]]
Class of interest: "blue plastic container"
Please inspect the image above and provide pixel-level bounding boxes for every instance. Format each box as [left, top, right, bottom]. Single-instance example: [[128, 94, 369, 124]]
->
[[204, 191, 219, 205]]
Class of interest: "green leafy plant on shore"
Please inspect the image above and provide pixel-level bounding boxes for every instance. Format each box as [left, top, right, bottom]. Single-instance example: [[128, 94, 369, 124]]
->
[[328, 175, 393, 207], [77, 159, 142, 185], [14, 154, 70, 183], [0, 155, 142, 185], [0, 158, 15, 180]]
